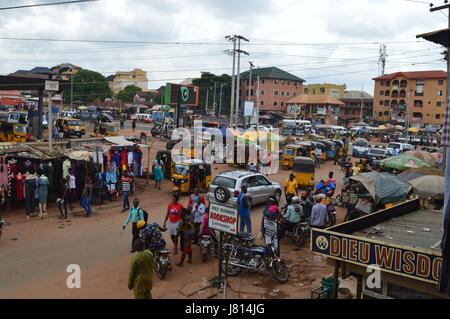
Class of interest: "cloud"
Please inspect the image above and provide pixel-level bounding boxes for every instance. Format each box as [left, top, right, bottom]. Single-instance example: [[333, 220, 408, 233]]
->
[[0, 0, 446, 95]]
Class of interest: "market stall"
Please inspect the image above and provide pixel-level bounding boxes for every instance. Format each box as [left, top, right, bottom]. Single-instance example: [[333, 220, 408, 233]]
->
[[311, 198, 447, 299]]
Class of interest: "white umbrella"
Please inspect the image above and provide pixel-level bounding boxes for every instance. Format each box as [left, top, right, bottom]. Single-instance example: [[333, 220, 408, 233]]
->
[[408, 175, 445, 198]]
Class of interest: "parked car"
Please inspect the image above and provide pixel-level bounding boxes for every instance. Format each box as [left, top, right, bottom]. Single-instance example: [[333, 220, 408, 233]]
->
[[0, 105, 14, 112], [207, 170, 282, 208], [72, 112, 111, 123], [352, 138, 369, 157], [386, 142, 414, 156], [42, 115, 48, 129], [366, 148, 388, 160]]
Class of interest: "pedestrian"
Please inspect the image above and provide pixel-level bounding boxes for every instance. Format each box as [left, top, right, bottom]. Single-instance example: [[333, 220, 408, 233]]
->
[[176, 212, 195, 267], [52, 125, 59, 141], [57, 178, 70, 220], [327, 171, 337, 186], [261, 197, 280, 236], [121, 172, 132, 212], [237, 185, 252, 233], [81, 176, 93, 217], [120, 117, 125, 130], [191, 197, 206, 244], [132, 119, 137, 132], [315, 146, 322, 168], [163, 194, 184, 255], [333, 149, 340, 165], [284, 173, 299, 204], [352, 165, 361, 176], [122, 198, 145, 253], [127, 238, 154, 299], [68, 168, 76, 210], [187, 187, 206, 211], [310, 196, 329, 229], [301, 191, 313, 219], [152, 155, 164, 190]]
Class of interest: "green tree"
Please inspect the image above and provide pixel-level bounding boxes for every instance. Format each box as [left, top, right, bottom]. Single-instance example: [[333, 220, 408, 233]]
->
[[116, 85, 142, 102], [64, 69, 112, 104], [192, 72, 232, 115]]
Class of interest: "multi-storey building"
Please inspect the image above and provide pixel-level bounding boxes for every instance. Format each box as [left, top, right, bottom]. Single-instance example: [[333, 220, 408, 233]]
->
[[372, 70, 447, 128], [286, 95, 345, 125], [338, 90, 373, 126], [107, 68, 149, 95], [303, 83, 347, 99], [239, 67, 305, 112], [50, 63, 82, 81]]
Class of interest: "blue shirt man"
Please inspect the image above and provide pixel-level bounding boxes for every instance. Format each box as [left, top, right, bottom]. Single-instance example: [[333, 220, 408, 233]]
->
[[237, 186, 251, 233], [310, 198, 329, 228]]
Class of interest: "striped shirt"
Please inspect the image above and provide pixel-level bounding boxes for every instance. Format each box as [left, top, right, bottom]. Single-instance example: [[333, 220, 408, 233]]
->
[[122, 176, 131, 192]]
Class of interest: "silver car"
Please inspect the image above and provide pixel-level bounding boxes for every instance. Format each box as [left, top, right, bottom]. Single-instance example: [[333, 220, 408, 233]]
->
[[207, 170, 282, 208]]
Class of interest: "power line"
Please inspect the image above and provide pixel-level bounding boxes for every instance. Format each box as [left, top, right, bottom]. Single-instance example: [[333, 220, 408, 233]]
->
[[0, 0, 99, 11]]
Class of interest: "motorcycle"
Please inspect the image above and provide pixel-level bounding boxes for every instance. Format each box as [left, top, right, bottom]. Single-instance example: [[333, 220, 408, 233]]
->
[[0, 217, 5, 239], [199, 234, 217, 263], [279, 205, 311, 247], [141, 227, 171, 280], [223, 232, 257, 248], [221, 239, 289, 283]]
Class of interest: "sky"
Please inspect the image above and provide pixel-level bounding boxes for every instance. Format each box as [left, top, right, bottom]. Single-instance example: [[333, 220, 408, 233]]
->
[[0, 0, 448, 95]]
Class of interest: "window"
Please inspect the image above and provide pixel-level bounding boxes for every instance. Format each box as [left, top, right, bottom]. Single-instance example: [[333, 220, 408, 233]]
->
[[438, 90, 443, 96], [384, 100, 389, 106], [379, 100, 384, 105], [386, 81, 391, 86], [260, 90, 265, 95], [286, 91, 290, 96], [294, 81, 297, 86], [379, 112, 383, 116], [281, 91, 285, 96], [274, 91, 279, 95], [380, 91, 384, 96], [293, 92, 297, 97], [437, 101, 442, 107], [304, 89, 308, 94], [415, 80, 424, 96], [436, 114, 441, 119], [414, 100, 423, 107], [413, 112, 423, 118], [320, 87, 326, 94], [381, 81, 386, 86], [281, 81, 285, 85], [384, 111, 389, 116], [385, 90, 390, 96], [260, 101, 264, 106], [281, 102, 284, 106], [274, 80, 279, 84], [261, 80, 265, 84], [287, 81, 291, 85], [438, 80, 444, 85]]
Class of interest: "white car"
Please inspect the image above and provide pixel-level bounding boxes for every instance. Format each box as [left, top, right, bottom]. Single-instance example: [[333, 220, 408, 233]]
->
[[386, 142, 414, 155]]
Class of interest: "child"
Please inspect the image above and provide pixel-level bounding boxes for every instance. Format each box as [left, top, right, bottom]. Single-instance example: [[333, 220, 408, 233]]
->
[[176, 211, 195, 267]]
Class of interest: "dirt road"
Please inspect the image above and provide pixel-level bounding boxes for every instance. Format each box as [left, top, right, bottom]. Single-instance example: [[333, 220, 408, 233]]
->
[[0, 137, 348, 299]]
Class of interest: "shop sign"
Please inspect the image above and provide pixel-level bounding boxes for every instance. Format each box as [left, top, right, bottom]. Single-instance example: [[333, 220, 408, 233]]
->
[[311, 229, 442, 284], [209, 203, 238, 235]]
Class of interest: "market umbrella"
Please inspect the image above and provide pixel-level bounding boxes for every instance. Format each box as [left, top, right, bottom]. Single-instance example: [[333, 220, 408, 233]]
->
[[401, 167, 444, 177], [408, 127, 419, 133], [403, 150, 436, 166], [162, 105, 173, 111], [380, 155, 432, 170], [357, 121, 368, 127], [378, 125, 387, 130], [349, 172, 412, 205], [408, 175, 444, 198], [395, 125, 404, 130], [78, 106, 87, 110], [151, 105, 162, 111]]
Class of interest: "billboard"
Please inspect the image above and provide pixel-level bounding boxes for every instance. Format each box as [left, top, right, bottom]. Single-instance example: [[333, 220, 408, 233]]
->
[[209, 203, 238, 235], [311, 229, 442, 284], [164, 83, 199, 107]]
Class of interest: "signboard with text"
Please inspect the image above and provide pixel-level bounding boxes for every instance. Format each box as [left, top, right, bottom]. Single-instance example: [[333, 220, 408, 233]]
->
[[164, 83, 199, 106], [311, 229, 442, 284], [209, 203, 238, 235], [263, 217, 279, 256]]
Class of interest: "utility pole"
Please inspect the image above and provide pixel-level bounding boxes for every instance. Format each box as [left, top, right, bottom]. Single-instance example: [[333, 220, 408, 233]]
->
[[212, 81, 217, 116], [256, 76, 260, 125], [206, 87, 210, 111], [218, 83, 224, 116], [360, 86, 365, 121], [70, 74, 73, 109], [378, 44, 387, 76], [234, 35, 250, 128], [225, 35, 237, 127], [247, 61, 254, 128]]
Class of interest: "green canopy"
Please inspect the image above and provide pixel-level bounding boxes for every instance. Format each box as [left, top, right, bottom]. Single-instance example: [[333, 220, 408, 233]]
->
[[380, 155, 432, 171]]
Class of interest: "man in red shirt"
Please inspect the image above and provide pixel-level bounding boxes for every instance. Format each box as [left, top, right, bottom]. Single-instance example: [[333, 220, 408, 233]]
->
[[163, 194, 184, 255]]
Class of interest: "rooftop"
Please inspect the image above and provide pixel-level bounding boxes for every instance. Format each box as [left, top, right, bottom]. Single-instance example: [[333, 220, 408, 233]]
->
[[344, 90, 373, 99], [373, 70, 447, 81], [240, 66, 305, 82], [286, 94, 346, 105]]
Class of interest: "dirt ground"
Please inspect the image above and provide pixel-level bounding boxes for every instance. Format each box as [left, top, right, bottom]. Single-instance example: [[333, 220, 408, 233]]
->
[[0, 129, 352, 299]]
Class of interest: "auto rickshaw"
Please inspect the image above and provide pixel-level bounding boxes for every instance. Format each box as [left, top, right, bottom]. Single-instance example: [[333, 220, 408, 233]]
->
[[53, 117, 86, 138], [310, 141, 327, 161], [322, 140, 337, 159], [293, 157, 315, 187], [0, 122, 27, 142], [96, 123, 118, 136], [171, 159, 212, 194], [280, 144, 307, 169]]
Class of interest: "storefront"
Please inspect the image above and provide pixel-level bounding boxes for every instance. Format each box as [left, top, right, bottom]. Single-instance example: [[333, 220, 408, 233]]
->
[[311, 198, 448, 299]]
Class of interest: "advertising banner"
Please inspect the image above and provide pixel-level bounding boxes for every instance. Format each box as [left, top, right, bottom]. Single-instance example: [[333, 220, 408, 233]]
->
[[209, 203, 238, 235], [164, 83, 199, 106], [263, 217, 279, 255], [311, 229, 442, 284]]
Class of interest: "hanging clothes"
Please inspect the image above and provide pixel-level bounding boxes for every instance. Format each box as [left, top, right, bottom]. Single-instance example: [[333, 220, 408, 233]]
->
[[15, 174, 26, 200], [24, 177, 37, 215], [37, 176, 49, 204], [63, 159, 71, 178], [0, 157, 8, 186]]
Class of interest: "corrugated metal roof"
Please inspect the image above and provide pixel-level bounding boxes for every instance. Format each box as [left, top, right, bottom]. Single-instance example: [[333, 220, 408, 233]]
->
[[353, 209, 443, 251]]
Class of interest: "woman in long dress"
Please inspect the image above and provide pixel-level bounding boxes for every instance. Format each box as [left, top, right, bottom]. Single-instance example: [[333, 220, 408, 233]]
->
[[152, 155, 164, 190]]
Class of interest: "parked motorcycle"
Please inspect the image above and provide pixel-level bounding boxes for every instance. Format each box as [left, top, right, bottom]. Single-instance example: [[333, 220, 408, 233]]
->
[[199, 234, 217, 263], [221, 239, 289, 283], [223, 232, 257, 248], [141, 227, 171, 280]]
